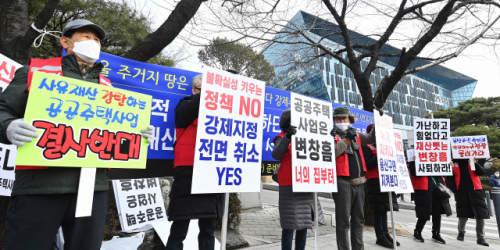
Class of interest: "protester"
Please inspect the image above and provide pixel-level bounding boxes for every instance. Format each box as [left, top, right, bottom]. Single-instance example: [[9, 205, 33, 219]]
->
[[272, 108, 325, 250], [446, 158, 490, 246], [167, 74, 223, 250], [490, 171, 500, 188], [331, 106, 376, 250], [0, 19, 153, 250], [409, 157, 452, 244], [362, 124, 399, 249]]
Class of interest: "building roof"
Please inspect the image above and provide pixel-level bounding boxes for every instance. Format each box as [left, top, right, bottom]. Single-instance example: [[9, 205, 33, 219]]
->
[[298, 11, 477, 91]]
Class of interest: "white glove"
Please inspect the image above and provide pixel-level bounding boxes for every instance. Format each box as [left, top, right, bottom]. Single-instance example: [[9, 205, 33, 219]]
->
[[141, 125, 154, 144], [6, 119, 39, 146]]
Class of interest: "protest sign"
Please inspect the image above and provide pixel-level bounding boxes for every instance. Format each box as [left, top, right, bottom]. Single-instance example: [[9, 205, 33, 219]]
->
[[112, 178, 168, 231], [0, 53, 22, 91], [15, 71, 152, 168], [374, 111, 400, 192], [394, 130, 414, 194], [0, 144, 17, 196], [291, 93, 336, 192], [407, 149, 415, 162], [191, 66, 265, 194], [414, 119, 452, 176], [451, 135, 489, 171]]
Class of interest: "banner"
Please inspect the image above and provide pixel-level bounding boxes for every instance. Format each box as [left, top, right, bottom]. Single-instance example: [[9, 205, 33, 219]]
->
[[112, 178, 168, 231], [191, 66, 265, 193], [451, 135, 489, 171], [394, 130, 414, 194], [374, 112, 400, 192], [406, 149, 415, 162], [291, 93, 336, 192], [0, 53, 22, 91], [15, 72, 152, 168], [414, 119, 452, 176]]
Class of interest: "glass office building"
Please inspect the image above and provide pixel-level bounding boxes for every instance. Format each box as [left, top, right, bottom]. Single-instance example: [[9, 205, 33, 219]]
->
[[263, 11, 477, 133]]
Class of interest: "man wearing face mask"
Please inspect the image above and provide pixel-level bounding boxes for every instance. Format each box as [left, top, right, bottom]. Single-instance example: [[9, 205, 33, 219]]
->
[[0, 19, 154, 250], [330, 106, 376, 250], [490, 171, 500, 188]]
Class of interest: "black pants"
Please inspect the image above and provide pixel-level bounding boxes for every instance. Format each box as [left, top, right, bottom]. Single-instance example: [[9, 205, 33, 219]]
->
[[415, 192, 442, 233], [6, 191, 108, 250], [166, 218, 216, 250], [373, 211, 388, 239]]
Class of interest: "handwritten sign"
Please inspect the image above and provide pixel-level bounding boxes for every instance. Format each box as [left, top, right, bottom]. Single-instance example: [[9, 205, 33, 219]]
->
[[374, 111, 400, 192], [394, 130, 414, 194], [451, 135, 490, 159], [15, 71, 152, 168], [291, 93, 336, 192], [414, 119, 452, 176], [191, 66, 265, 193]]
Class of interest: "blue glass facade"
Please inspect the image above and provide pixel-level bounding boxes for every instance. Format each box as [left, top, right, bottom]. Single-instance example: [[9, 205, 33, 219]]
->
[[263, 11, 477, 131]]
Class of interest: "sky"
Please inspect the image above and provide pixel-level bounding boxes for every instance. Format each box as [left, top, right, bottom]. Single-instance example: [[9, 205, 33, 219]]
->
[[131, 0, 500, 99]]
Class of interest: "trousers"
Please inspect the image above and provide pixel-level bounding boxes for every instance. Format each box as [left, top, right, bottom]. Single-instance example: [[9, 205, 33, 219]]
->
[[6, 191, 108, 250], [165, 218, 216, 250], [415, 193, 442, 233], [458, 217, 485, 238], [373, 211, 388, 239], [332, 182, 365, 250], [281, 229, 307, 250]]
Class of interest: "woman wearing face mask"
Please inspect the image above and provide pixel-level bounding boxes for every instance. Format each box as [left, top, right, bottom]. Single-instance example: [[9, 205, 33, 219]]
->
[[490, 171, 500, 188], [446, 158, 490, 246], [0, 19, 154, 250], [272, 109, 324, 250]]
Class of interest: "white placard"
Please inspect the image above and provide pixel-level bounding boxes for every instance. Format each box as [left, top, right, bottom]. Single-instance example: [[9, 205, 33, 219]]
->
[[192, 66, 265, 194], [291, 93, 336, 193], [0, 53, 21, 197], [414, 119, 452, 176], [0, 53, 22, 90], [451, 135, 490, 159], [75, 167, 96, 217], [374, 111, 400, 192], [406, 149, 415, 162], [0, 144, 17, 196], [113, 178, 168, 231], [394, 130, 414, 194]]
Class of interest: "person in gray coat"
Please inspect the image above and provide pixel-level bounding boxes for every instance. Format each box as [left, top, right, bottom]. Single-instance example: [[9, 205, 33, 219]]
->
[[272, 109, 323, 250]]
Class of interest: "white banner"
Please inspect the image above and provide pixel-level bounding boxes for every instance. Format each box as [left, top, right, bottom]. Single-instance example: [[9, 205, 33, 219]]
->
[[406, 149, 415, 162], [291, 93, 336, 192], [192, 66, 265, 194], [374, 112, 400, 192], [394, 130, 414, 194], [0, 53, 21, 196], [414, 119, 452, 176], [451, 135, 490, 159], [112, 178, 168, 231]]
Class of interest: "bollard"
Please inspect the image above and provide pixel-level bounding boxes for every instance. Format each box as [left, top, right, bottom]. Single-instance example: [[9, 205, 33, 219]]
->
[[486, 190, 493, 217], [491, 187, 500, 240]]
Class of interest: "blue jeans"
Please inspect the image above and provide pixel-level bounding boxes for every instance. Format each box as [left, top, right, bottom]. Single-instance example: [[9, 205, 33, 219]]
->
[[373, 211, 389, 239], [282, 229, 307, 250]]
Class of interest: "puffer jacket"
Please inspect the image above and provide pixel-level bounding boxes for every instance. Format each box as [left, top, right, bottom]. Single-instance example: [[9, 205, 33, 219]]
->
[[0, 54, 109, 196]]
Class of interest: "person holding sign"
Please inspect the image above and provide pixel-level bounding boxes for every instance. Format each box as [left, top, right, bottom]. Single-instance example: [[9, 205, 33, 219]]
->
[[445, 158, 490, 246], [362, 124, 399, 249], [408, 158, 452, 244], [167, 74, 224, 250], [272, 109, 317, 250], [0, 19, 154, 250], [330, 106, 376, 250]]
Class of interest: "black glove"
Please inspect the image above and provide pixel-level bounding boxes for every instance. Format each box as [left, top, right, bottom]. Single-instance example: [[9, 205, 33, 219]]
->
[[285, 126, 297, 139], [330, 128, 335, 137], [346, 127, 357, 140]]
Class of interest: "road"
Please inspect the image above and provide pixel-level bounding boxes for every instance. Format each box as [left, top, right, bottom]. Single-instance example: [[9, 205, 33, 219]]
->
[[261, 189, 500, 243]]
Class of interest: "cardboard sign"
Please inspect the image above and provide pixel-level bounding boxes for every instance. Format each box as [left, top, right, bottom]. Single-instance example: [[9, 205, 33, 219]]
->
[[15, 71, 152, 168], [406, 149, 415, 162], [414, 119, 452, 176], [191, 66, 265, 194], [374, 111, 400, 192], [394, 130, 414, 194], [113, 178, 168, 231], [291, 93, 336, 192]]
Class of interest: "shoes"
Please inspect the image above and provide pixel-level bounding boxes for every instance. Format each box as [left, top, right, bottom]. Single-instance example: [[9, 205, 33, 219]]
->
[[386, 234, 400, 246], [414, 230, 424, 242], [376, 236, 394, 249], [477, 238, 489, 247], [432, 231, 446, 244], [457, 233, 464, 241]]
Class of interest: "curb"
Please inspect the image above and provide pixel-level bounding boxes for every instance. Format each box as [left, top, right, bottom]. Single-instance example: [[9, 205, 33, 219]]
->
[[262, 184, 416, 210]]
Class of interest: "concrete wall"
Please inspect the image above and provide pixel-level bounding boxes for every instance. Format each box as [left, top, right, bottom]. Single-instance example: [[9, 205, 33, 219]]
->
[[238, 182, 263, 209]]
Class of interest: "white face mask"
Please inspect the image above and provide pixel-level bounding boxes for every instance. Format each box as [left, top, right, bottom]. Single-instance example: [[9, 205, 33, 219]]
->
[[336, 123, 350, 131], [495, 174, 499, 178], [69, 39, 100, 63]]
